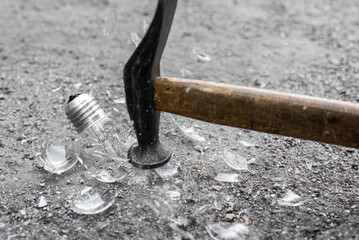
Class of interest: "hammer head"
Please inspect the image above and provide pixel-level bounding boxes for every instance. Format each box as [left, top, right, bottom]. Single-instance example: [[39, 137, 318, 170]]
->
[[123, 0, 177, 169]]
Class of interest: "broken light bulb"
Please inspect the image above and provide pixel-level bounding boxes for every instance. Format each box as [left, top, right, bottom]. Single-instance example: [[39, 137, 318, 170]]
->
[[65, 93, 129, 182]]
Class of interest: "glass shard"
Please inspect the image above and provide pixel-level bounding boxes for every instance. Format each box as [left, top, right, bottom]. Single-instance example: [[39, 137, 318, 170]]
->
[[32, 137, 79, 175], [79, 148, 128, 183], [70, 186, 117, 214], [89, 169, 127, 183], [170, 223, 195, 240], [130, 32, 141, 47], [305, 160, 313, 170], [114, 98, 126, 104], [179, 126, 205, 142], [155, 162, 178, 180], [215, 173, 239, 183], [206, 223, 249, 240], [278, 190, 307, 207], [51, 86, 62, 92], [193, 48, 212, 61], [38, 196, 47, 208], [239, 141, 255, 148], [143, 20, 149, 33], [166, 190, 181, 201], [180, 68, 194, 78], [223, 148, 248, 171]]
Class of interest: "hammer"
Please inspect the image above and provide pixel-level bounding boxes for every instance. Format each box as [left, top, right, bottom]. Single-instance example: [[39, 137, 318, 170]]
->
[[123, 0, 359, 169]]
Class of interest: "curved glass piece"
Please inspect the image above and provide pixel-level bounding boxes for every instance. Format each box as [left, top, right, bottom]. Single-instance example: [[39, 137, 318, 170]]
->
[[32, 137, 79, 175], [70, 186, 117, 214]]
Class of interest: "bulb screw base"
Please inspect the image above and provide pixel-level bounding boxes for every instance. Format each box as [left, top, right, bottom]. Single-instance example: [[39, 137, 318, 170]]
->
[[65, 93, 106, 134]]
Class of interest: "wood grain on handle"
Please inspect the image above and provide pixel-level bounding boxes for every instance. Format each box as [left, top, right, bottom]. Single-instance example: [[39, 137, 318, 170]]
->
[[154, 77, 359, 148]]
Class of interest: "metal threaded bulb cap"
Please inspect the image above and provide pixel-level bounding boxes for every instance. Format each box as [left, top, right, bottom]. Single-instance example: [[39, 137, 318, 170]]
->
[[65, 93, 106, 134]]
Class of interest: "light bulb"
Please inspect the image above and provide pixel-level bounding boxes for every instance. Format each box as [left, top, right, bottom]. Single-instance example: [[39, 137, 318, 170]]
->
[[65, 93, 128, 182]]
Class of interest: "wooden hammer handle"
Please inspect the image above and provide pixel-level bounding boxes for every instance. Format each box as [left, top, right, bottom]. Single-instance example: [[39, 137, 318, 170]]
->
[[154, 77, 359, 148]]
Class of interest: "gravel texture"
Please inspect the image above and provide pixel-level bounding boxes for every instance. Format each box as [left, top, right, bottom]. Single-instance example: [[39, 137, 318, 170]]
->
[[0, 0, 359, 239]]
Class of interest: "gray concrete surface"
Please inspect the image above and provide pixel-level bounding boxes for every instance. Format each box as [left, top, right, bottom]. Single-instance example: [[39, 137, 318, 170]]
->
[[0, 0, 358, 239]]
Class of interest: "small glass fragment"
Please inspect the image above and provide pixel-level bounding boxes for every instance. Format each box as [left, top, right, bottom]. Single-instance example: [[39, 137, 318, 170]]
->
[[128, 167, 151, 186], [166, 190, 181, 201], [114, 98, 126, 104], [179, 126, 205, 142], [51, 86, 62, 92], [79, 148, 127, 183], [223, 148, 248, 171], [38, 196, 47, 208], [73, 83, 82, 89], [215, 173, 239, 183], [70, 186, 117, 214], [239, 141, 255, 148], [180, 68, 194, 78], [89, 169, 127, 183], [169, 223, 195, 240], [278, 190, 307, 207], [32, 137, 79, 175], [193, 48, 212, 62], [194, 145, 204, 154], [206, 223, 249, 240], [130, 32, 141, 47], [155, 162, 178, 180], [305, 160, 313, 170], [146, 196, 175, 219], [143, 20, 149, 33]]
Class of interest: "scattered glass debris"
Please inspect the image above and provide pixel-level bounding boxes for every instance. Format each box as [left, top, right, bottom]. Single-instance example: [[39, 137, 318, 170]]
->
[[114, 98, 126, 104], [215, 173, 239, 183], [128, 167, 151, 186], [238, 141, 255, 148], [206, 223, 249, 240], [103, 27, 110, 37], [278, 190, 307, 207], [254, 77, 270, 88], [194, 145, 205, 154], [80, 148, 127, 183], [89, 169, 127, 183], [51, 86, 62, 92], [32, 137, 79, 175], [38, 196, 47, 208], [179, 126, 205, 142], [154, 182, 182, 201], [193, 48, 212, 62], [180, 68, 194, 78], [73, 83, 82, 90], [155, 162, 178, 180], [170, 223, 195, 240], [146, 196, 174, 219], [122, 135, 137, 156], [130, 32, 141, 47], [223, 148, 248, 171], [305, 160, 313, 170], [166, 190, 181, 201], [70, 186, 117, 214], [143, 20, 149, 33]]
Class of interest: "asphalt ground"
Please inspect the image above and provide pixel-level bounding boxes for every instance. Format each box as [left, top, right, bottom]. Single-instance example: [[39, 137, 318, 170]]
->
[[0, 0, 359, 239]]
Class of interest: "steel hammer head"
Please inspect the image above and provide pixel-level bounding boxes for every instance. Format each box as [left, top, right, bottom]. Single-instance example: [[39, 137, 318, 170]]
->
[[123, 0, 177, 169]]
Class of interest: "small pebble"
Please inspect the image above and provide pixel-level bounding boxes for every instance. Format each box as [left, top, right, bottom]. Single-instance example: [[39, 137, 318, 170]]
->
[[98, 221, 111, 232], [222, 213, 236, 222]]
